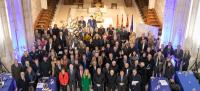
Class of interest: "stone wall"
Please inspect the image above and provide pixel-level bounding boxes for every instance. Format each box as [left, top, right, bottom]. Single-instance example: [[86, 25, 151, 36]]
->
[[31, 0, 42, 24], [154, 0, 165, 23]]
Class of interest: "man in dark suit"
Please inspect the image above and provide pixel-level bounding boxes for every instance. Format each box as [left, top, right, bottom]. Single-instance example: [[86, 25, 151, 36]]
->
[[21, 51, 32, 66], [52, 24, 60, 36], [54, 60, 62, 91], [123, 63, 131, 77], [98, 25, 105, 35], [45, 38, 55, 52], [153, 50, 165, 77], [68, 64, 77, 91], [137, 33, 148, 44], [138, 62, 147, 91], [58, 31, 66, 48], [119, 27, 129, 42], [11, 59, 23, 81], [76, 65, 84, 91], [93, 68, 105, 91], [78, 16, 86, 29], [138, 39, 148, 54], [87, 15, 97, 30], [129, 69, 141, 91], [163, 42, 174, 57], [116, 70, 128, 91], [40, 56, 51, 77], [174, 45, 183, 71]]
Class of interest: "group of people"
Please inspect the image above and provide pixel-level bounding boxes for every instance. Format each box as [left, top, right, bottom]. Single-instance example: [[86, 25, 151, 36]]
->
[[11, 15, 191, 91]]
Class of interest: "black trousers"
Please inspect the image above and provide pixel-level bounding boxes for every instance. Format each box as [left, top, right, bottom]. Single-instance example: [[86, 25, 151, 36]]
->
[[94, 85, 104, 91], [60, 85, 67, 91], [117, 85, 126, 91], [107, 86, 115, 91], [69, 82, 77, 91]]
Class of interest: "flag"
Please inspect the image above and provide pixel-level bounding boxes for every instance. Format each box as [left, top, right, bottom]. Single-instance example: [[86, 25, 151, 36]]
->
[[121, 14, 123, 27], [130, 14, 134, 32], [116, 15, 119, 27], [126, 15, 129, 27]]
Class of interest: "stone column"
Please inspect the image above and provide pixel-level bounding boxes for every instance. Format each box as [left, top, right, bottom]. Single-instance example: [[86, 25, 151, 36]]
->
[[161, 0, 177, 46], [184, 0, 200, 55], [161, 0, 191, 47], [0, 0, 14, 71], [5, 0, 27, 60], [22, 0, 35, 50]]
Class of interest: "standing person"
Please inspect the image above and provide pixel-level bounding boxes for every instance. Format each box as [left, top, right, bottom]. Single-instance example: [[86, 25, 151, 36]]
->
[[59, 68, 69, 91], [68, 64, 77, 91], [163, 42, 174, 57], [153, 50, 165, 77], [93, 68, 105, 91], [40, 56, 51, 77], [25, 67, 36, 91], [106, 69, 117, 91], [116, 70, 128, 91], [78, 16, 86, 29], [17, 72, 29, 91], [54, 60, 62, 91], [81, 69, 91, 91], [11, 59, 23, 81], [129, 69, 141, 91], [174, 45, 183, 71], [164, 61, 175, 80], [138, 62, 147, 91], [87, 15, 97, 30], [76, 65, 84, 91], [182, 50, 191, 71]]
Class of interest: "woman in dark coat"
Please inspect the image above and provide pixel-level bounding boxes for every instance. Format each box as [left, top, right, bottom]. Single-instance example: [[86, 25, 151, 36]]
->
[[17, 72, 29, 91], [106, 69, 117, 91], [182, 50, 191, 71]]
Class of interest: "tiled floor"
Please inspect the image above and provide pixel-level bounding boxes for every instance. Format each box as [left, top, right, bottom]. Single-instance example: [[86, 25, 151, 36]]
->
[[52, 0, 143, 28]]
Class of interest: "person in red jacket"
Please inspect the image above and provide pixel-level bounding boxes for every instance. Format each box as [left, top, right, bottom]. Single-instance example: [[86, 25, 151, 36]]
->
[[59, 68, 69, 91]]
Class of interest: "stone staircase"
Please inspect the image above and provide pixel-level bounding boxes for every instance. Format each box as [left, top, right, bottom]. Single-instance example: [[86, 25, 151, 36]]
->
[[34, 0, 59, 30], [135, 0, 162, 31]]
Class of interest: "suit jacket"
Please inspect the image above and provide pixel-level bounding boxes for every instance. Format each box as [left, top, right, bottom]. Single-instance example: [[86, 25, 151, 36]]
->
[[164, 65, 175, 79], [107, 74, 117, 88], [123, 68, 132, 77], [76, 69, 84, 83], [17, 78, 29, 91], [45, 42, 56, 52], [119, 31, 128, 40], [174, 49, 183, 59], [163, 46, 174, 57], [116, 75, 128, 87], [138, 42, 148, 53], [78, 20, 86, 28], [58, 36, 66, 47], [52, 28, 60, 36], [93, 73, 105, 90], [54, 64, 62, 79], [40, 61, 51, 77], [129, 74, 141, 91], [11, 64, 23, 80], [87, 19, 97, 28], [68, 68, 77, 83]]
